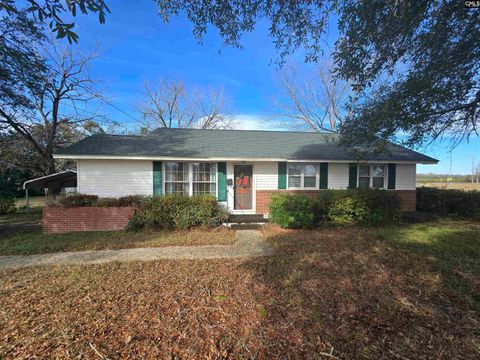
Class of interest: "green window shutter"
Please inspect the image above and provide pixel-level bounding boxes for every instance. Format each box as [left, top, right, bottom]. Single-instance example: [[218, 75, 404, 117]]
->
[[153, 161, 162, 195], [278, 162, 287, 189], [319, 163, 328, 189], [388, 163, 396, 189], [348, 163, 357, 189], [217, 162, 227, 201]]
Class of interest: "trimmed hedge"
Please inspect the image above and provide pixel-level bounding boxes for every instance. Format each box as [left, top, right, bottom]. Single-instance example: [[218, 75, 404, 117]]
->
[[51, 194, 146, 208], [417, 187, 480, 219], [128, 195, 227, 231], [269, 189, 401, 229]]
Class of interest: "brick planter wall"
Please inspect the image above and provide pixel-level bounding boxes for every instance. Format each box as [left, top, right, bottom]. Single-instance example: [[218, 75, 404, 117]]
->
[[43, 207, 136, 234], [256, 189, 417, 215]]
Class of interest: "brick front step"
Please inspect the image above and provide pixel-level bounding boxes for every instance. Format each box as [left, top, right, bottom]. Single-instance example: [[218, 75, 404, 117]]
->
[[228, 214, 267, 224]]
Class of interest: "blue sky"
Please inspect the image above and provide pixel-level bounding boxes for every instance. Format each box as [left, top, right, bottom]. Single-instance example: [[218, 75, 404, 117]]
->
[[68, 0, 479, 175]]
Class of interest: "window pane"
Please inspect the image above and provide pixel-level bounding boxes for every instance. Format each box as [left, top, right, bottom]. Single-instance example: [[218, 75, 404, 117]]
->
[[165, 182, 189, 195], [359, 165, 370, 177], [193, 163, 216, 182], [372, 165, 385, 177], [372, 177, 384, 189], [358, 177, 370, 189], [288, 163, 301, 176], [304, 176, 316, 188], [304, 164, 316, 177], [193, 182, 216, 195], [288, 176, 301, 188], [165, 162, 188, 182]]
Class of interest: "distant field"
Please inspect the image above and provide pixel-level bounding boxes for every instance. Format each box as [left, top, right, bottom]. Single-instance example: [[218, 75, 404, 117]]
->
[[417, 182, 480, 191]]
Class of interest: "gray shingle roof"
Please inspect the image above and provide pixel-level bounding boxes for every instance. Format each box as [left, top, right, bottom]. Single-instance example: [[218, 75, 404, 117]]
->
[[55, 128, 438, 163]]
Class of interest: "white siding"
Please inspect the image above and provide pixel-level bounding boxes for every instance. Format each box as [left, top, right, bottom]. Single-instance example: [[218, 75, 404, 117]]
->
[[78, 160, 153, 197], [395, 164, 416, 190], [328, 163, 349, 189], [255, 162, 278, 190]]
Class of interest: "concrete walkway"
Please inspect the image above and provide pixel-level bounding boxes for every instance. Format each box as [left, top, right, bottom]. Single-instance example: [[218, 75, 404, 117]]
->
[[0, 230, 273, 270]]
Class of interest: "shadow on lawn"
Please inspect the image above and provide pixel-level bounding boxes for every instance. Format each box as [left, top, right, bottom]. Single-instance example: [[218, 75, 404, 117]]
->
[[240, 225, 480, 359]]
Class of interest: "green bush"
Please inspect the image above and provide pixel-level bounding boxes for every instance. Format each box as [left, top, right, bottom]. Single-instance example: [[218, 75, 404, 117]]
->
[[96, 195, 147, 207], [417, 187, 480, 219], [0, 196, 16, 215], [268, 190, 401, 228], [269, 193, 316, 229], [52, 194, 147, 208], [127, 195, 223, 231], [55, 194, 99, 207], [326, 189, 401, 226]]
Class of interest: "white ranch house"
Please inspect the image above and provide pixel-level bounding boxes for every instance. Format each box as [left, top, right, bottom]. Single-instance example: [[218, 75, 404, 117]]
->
[[55, 128, 438, 215]]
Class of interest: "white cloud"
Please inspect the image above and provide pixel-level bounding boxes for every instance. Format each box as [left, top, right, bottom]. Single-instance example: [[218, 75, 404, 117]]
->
[[230, 114, 290, 131]]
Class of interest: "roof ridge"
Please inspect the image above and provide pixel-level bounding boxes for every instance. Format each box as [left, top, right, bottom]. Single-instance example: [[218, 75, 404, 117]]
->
[[150, 127, 338, 135]]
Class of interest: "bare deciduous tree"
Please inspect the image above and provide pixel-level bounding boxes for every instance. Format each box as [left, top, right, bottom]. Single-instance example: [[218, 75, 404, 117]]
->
[[0, 38, 105, 175], [274, 61, 350, 132], [139, 78, 232, 131]]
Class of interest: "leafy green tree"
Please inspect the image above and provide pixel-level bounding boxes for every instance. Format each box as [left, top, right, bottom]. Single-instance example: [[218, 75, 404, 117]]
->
[[156, 0, 479, 146], [1, 0, 110, 43]]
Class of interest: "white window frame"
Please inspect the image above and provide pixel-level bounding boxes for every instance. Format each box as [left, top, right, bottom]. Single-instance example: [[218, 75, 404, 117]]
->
[[287, 162, 319, 190], [163, 161, 218, 197], [357, 164, 387, 189], [191, 162, 217, 196], [164, 161, 190, 195]]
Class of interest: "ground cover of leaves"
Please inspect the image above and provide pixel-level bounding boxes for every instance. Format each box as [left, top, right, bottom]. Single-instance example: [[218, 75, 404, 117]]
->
[[0, 222, 479, 359]]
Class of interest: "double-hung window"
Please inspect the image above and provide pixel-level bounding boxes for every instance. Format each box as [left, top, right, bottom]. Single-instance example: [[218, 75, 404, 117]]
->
[[358, 164, 386, 189], [165, 162, 189, 195], [288, 163, 318, 189], [192, 163, 217, 195]]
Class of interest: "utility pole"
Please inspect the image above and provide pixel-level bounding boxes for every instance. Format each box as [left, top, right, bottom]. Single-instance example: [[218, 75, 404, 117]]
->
[[472, 154, 475, 184]]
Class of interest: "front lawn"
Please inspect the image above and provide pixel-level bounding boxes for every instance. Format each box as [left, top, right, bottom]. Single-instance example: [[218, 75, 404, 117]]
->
[[1, 220, 479, 358], [0, 226, 235, 255]]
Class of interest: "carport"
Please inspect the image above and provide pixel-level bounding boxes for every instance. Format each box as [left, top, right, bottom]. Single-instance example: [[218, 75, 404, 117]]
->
[[23, 170, 77, 212]]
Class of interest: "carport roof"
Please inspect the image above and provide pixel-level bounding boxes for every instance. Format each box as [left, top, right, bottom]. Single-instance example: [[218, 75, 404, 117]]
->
[[23, 170, 77, 190]]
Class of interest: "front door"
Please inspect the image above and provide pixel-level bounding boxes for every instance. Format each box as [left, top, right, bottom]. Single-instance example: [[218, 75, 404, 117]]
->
[[234, 165, 253, 210]]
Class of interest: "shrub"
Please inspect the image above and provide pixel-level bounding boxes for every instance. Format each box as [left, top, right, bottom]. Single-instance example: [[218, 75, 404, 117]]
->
[[417, 187, 480, 219], [55, 194, 99, 207], [0, 196, 16, 215], [97, 195, 147, 207], [127, 195, 222, 231], [269, 193, 316, 229], [268, 190, 401, 229], [326, 189, 401, 226]]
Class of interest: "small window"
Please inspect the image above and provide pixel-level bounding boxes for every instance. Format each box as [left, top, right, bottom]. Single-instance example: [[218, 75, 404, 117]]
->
[[288, 163, 318, 189], [358, 164, 386, 189], [372, 165, 385, 188], [193, 163, 217, 195], [165, 162, 189, 195], [358, 165, 370, 189]]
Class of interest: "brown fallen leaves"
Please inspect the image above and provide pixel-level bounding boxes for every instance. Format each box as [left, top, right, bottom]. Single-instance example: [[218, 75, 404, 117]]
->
[[0, 224, 479, 359]]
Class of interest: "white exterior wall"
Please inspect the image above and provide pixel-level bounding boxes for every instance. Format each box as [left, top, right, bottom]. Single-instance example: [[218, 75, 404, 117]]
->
[[395, 164, 416, 190], [255, 162, 278, 190], [328, 163, 350, 189], [77, 160, 153, 197]]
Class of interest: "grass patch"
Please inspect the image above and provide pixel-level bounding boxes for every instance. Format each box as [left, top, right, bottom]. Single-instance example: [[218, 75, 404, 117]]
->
[[0, 227, 235, 255], [375, 220, 480, 313], [0, 207, 42, 225]]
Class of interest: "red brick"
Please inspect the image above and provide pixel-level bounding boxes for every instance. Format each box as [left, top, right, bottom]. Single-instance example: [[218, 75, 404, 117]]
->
[[43, 207, 135, 234]]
